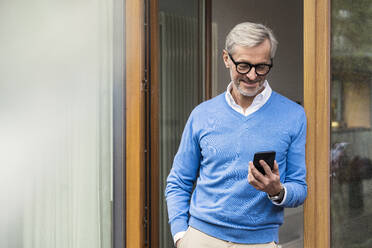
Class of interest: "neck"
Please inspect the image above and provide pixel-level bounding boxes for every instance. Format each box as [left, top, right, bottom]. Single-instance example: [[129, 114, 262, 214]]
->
[[230, 86, 258, 111]]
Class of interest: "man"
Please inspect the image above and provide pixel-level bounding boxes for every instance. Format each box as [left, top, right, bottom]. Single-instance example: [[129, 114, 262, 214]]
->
[[165, 22, 307, 248]]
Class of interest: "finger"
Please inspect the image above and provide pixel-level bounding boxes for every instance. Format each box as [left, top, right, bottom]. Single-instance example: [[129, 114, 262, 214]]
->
[[248, 162, 258, 181], [250, 180, 265, 190], [260, 159, 273, 176], [272, 160, 279, 175], [250, 161, 267, 182], [248, 162, 257, 181], [248, 171, 265, 189]]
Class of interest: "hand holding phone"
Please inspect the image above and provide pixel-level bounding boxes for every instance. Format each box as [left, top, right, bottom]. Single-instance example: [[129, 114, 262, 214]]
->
[[253, 151, 276, 175]]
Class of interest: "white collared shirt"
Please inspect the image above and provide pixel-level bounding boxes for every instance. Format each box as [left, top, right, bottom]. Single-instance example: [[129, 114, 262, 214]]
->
[[225, 80, 272, 116]]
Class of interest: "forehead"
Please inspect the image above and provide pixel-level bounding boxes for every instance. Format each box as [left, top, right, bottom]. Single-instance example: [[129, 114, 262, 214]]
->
[[231, 39, 271, 63]]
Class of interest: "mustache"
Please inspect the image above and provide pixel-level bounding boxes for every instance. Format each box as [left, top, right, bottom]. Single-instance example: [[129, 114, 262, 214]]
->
[[239, 78, 260, 84]]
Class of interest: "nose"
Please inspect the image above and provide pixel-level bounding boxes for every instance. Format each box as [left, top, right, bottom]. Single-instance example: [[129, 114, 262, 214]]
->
[[246, 67, 257, 80]]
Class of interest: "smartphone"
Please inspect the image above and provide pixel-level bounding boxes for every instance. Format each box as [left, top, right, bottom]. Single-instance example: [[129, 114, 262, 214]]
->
[[253, 151, 276, 175]]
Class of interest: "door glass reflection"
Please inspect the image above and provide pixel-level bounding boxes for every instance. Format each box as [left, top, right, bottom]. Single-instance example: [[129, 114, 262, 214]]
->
[[158, 1, 204, 247], [331, 1, 372, 247]]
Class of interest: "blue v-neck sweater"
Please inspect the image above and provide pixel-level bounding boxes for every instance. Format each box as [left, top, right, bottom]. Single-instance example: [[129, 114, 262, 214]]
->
[[165, 91, 307, 244]]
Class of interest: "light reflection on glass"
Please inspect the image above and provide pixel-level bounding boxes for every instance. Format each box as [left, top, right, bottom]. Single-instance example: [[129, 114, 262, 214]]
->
[[0, 1, 113, 247], [331, 1, 372, 247]]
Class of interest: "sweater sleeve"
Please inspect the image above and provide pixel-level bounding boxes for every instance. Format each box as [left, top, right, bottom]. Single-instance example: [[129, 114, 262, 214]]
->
[[281, 110, 308, 208], [165, 113, 201, 237]]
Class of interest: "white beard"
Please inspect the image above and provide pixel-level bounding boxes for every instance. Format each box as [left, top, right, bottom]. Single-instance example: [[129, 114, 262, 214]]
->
[[234, 79, 264, 97]]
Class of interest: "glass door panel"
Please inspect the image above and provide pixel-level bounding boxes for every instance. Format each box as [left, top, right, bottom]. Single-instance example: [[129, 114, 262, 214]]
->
[[158, 0, 204, 247], [331, 1, 372, 247], [0, 1, 114, 247]]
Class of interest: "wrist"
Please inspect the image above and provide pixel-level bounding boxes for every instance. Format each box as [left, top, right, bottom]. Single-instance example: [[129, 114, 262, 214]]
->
[[269, 183, 285, 201], [269, 183, 283, 196]]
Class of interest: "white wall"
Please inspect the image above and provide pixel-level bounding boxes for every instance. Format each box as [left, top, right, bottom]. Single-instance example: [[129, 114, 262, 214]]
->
[[212, 0, 303, 103]]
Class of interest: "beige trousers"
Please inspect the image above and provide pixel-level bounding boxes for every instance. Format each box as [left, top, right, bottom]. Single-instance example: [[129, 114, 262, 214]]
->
[[178, 227, 279, 248]]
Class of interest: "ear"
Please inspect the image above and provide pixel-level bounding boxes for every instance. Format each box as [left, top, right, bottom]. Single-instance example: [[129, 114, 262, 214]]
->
[[222, 50, 230, 68]]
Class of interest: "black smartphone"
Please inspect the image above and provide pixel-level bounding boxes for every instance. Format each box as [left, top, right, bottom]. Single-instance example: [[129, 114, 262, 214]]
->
[[253, 151, 276, 175]]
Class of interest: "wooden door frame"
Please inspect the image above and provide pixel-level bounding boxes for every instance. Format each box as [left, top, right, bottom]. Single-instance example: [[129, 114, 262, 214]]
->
[[125, 0, 331, 247], [303, 0, 330, 247], [149, 0, 160, 246], [126, 0, 145, 247]]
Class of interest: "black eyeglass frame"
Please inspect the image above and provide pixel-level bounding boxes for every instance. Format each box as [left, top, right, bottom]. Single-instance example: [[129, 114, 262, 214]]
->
[[228, 53, 273, 76]]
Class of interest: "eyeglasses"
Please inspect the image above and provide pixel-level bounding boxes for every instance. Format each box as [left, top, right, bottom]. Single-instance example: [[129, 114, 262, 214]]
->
[[228, 53, 273, 76]]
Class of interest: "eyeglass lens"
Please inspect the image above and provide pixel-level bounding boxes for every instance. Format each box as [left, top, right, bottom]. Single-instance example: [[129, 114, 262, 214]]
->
[[236, 64, 270, 75]]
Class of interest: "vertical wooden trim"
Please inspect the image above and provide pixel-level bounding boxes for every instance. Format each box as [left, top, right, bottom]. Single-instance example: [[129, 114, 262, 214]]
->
[[304, 0, 330, 247], [126, 0, 145, 247], [205, 0, 212, 100], [303, 0, 316, 246], [315, 0, 331, 246], [150, 0, 160, 246]]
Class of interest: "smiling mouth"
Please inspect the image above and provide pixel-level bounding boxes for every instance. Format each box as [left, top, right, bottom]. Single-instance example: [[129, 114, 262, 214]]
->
[[240, 80, 258, 86]]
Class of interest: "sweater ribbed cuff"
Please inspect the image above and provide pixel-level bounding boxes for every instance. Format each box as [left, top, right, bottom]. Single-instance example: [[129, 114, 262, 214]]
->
[[170, 218, 189, 237]]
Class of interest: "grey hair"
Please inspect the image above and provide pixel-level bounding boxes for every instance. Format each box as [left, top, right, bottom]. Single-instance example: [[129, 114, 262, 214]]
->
[[225, 22, 278, 58]]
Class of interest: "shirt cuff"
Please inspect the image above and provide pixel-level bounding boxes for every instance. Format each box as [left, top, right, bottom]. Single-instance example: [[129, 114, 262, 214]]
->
[[173, 231, 186, 245], [269, 184, 287, 206]]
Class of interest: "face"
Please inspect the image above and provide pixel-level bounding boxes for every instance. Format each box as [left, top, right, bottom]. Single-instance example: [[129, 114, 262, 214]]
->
[[223, 39, 272, 98]]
